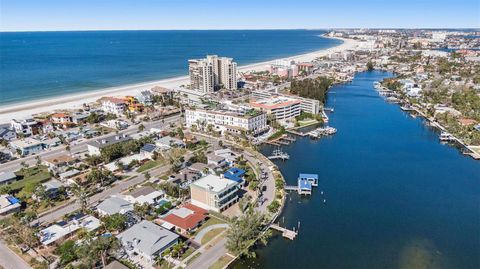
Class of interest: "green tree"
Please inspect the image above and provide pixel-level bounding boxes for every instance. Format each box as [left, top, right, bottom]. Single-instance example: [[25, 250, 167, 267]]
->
[[366, 61, 374, 71], [102, 213, 127, 232]]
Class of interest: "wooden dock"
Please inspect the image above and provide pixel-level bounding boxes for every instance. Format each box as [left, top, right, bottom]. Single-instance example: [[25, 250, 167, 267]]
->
[[270, 223, 298, 240]]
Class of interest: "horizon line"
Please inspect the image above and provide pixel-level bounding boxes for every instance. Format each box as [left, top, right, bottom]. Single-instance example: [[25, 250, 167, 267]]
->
[[1, 27, 480, 33]]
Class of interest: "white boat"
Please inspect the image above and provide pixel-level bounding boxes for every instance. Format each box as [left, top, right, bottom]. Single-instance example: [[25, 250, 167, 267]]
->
[[439, 132, 455, 142]]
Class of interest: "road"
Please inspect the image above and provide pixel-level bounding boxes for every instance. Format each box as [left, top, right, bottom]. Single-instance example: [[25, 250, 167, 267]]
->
[[185, 238, 229, 269], [0, 240, 32, 269], [0, 114, 181, 173]]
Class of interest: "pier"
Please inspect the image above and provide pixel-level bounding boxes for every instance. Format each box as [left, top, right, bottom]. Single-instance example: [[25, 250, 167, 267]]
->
[[270, 223, 298, 240], [284, 173, 319, 195]]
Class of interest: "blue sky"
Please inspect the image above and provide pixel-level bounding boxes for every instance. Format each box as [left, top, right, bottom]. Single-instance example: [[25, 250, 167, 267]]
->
[[1, 0, 479, 31]]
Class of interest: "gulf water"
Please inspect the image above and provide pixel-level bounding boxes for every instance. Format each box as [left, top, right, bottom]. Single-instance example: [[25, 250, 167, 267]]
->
[[0, 30, 340, 105]]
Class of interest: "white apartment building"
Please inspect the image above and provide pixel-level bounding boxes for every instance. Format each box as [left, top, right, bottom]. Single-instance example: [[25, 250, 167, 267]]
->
[[101, 97, 127, 115], [251, 90, 321, 115], [185, 108, 267, 135], [11, 119, 40, 136], [189, 55, 237, 93], [249, 96, 301, 121]]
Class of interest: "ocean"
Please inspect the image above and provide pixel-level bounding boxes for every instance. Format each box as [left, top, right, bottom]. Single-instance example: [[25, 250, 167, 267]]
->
[[0, 30, 341, 105], [231, 71, 480, 269]]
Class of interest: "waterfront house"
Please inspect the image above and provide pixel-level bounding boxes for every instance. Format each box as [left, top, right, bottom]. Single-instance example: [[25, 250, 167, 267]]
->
[[223, 167, 246, 185], [160, 203, 207, 233], [11, 119, 40, 136], [137, 90, 153, 105], [117, 220, 179, 264], [298, 179, 312, 195], [101, 97, 128, 115], [190, 174, 240, 212]]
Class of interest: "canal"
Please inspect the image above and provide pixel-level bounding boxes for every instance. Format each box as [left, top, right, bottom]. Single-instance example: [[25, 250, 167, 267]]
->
[[231, 71, 480, 269]]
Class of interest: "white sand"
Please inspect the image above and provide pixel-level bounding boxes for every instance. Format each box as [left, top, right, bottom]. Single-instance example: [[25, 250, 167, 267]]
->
[[0, 37, 359, 124]]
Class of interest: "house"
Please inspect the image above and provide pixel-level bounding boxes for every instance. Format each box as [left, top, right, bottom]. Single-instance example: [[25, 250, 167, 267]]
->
[[223, 167, 246, 185], [39, 214, 100, 245], [117, 220, 179, 263], [207, 153, 226, 168], [43, 154, 77, 175], [169, 168, 202, 189], [101, 120, 129, 130], [11, 119, 40, 136], [0, 171, 17, 185], [50, 113, 73, 127], [101, 97, 127, 115], [155, 136, 185, 151], [86, 134, 131, 156], [42, 137, 62, 148], [71, 112, 90, 124], [96, 196, 134, 216], [10, 138, 44, 156], [0, 195, 21, 215], [214, 148, 238, 166], [140, 143, 157, 159], [0, 128, 16, 141], [124, 186, 165, 205], [190, 174, 240, 212], [160, 203, 207, 233], [137, 90, 153, 105], [35, 179, 65, 200], [187, 162, 211, 176]]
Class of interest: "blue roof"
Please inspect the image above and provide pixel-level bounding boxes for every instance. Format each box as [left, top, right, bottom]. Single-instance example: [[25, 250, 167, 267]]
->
[[6, 196, 20, 204], [223, 167, 246, 183], [141, 143, 157, 153], [299, 173, 318, 180], [298, 179, 312, 190]]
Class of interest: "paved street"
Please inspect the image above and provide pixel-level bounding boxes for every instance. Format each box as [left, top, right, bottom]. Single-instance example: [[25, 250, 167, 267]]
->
[[185, 238, 228, 269], [0, 240, 32, 269]]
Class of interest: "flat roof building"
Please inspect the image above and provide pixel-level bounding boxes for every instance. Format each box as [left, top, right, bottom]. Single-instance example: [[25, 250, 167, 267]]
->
[[190, 174, 240, 212]]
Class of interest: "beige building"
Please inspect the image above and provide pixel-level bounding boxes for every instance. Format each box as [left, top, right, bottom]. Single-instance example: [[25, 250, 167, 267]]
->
[[190, 174, 240, 212], [189, 55, 237, 92]]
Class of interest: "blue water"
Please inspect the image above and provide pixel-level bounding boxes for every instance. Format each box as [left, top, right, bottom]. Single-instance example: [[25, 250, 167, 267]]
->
[[0, 30, 340, 105], [232, 71, 480, 269]]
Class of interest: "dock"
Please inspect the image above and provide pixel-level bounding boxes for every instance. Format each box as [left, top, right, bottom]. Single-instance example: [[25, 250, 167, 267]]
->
[[267, 149, 290, 160], [270, 223, 298, 240], [284, 173, 319, 195]]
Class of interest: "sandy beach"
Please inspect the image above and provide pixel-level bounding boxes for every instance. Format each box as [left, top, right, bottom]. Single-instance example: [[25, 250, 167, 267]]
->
[[0, 37, 359, 124]]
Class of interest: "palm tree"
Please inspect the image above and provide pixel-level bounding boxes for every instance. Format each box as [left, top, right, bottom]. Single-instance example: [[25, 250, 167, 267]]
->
[[72, 185, 89, 212]]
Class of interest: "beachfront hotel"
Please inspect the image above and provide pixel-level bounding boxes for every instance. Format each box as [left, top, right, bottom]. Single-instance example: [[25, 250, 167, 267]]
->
[[184, 107, 267, 135], [188, 55, 237, 92], [190, 174, 240, 212], [249, 96, 302, 120]]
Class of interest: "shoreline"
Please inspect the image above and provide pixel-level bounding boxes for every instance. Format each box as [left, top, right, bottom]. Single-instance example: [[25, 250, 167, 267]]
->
[[0, 36, 359, 124]]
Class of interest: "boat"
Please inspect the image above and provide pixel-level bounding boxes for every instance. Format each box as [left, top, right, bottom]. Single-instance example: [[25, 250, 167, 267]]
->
[[439, 132, 455, 142], [267, 149, 290, 160], [308, 126, 337, 138]]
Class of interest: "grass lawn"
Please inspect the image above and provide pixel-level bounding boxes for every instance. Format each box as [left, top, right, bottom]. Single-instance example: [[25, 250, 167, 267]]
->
[[193, 217, 226, 236], [208, 255, 234, 269], [137, 160, 163, 172], [180, 246, 195, 260], [11, 166, 51, 191], [186, 252, 201, 265], [298, 119, 318, 127], [201, 228, 226, 245]]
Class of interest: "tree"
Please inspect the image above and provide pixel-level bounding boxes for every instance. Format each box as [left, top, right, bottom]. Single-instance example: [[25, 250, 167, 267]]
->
[[145, 171, 151, 181], [35, 156, 42, 167], [366, 61, 374, 71], [72, 185, 89, 212], [134, 202, 152, 219], [138, 124, 145, 132], [57, 240, 78, 265], [103, 213, 127, 232], [225, 209, 268, 257]]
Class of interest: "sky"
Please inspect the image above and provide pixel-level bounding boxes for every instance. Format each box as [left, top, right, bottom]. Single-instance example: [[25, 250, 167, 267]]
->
[[1, 0, 479, 32]]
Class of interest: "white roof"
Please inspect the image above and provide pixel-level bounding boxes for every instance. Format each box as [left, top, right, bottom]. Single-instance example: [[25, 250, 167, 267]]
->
[[39, 215, 100, 245], [191, 174, 238, 193]]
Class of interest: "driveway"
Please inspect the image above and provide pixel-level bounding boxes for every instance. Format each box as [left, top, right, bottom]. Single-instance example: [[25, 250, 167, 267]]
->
[[193, 223, 229, 244]]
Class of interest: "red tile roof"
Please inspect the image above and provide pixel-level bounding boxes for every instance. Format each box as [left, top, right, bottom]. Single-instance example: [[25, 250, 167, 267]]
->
[[162, 203, 207, 231]]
